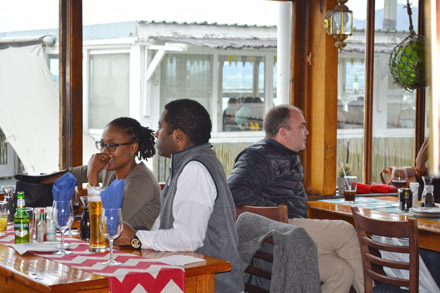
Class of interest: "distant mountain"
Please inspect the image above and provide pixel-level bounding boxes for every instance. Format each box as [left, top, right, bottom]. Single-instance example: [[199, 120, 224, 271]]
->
[[353, 3, 418, 31]]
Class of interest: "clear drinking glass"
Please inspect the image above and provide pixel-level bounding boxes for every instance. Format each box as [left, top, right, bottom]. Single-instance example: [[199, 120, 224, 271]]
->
[[2, 185, 15, 223], [0, 201, 8, 236], [391, 167, 408, 192], [52, 200, 73, 255], [99, 208, 123, 266], [344, 176, 357, 203]]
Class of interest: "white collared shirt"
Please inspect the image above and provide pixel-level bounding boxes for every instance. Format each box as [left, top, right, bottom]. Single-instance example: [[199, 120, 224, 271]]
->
[[136, 161, 217, 251]]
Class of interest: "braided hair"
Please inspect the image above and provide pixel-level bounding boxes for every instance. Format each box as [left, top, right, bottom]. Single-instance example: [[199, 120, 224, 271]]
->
[[107, 117, 155, 160]]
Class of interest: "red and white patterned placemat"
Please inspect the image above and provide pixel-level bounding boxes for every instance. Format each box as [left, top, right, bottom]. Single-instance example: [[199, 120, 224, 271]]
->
[[0, 226, 185, 293]]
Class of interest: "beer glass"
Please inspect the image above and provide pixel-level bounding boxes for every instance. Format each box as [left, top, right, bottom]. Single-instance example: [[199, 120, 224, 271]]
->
[[88, 186, 107, 252], [0, 201, 8, 236]]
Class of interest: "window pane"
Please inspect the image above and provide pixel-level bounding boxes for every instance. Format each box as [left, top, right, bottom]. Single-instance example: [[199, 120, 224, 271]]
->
[[371, 0, 418, 183], [0, 2, 59, 179], [219, 55, 265, 132], [337, 3, 367, 182], [160, 54, 213, 113], [89, 53, 130, 129]]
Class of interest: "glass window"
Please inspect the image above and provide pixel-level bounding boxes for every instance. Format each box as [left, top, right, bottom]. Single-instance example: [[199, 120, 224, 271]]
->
[[48, 55, 59, 87], [337, 3, 367, 182], [337, 0, 421, 183], [371, 0, 418, 182], [160, 53, 213, 114], [219, 55, 265, 132], [0, 2, 58, 180], [89, 53, 130, 129]]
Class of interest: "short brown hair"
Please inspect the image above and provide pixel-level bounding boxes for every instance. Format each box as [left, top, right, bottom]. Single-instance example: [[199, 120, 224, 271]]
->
[[264, 105, 302, 138]]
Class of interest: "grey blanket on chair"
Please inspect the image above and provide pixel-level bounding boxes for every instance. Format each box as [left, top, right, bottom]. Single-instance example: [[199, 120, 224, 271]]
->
[[236, 212, 321, 293]]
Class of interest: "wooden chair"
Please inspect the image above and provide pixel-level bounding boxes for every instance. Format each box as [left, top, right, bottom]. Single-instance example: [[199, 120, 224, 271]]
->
[[235, 205, 288, 293], [235, 205, 288, 223], [351, 207, 419, 293]]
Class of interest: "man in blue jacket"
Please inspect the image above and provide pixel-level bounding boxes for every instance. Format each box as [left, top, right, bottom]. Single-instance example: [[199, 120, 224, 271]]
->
[[228, 104, 364, 293]]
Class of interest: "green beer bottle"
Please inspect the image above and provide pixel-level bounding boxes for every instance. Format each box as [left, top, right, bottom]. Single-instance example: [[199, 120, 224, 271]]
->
[[14, 192, 30, 243]]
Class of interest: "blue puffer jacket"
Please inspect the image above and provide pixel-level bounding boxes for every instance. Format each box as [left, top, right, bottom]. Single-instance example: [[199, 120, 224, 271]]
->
[[228, 138, 308, 219]]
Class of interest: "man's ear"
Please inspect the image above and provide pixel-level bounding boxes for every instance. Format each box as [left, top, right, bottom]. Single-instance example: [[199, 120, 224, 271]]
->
[[278, 127, 287, 138], [173, 128, 184, 143]]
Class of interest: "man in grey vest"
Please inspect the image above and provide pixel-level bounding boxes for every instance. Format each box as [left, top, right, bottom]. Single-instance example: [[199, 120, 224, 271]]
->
[[116, 99, 243, 292]]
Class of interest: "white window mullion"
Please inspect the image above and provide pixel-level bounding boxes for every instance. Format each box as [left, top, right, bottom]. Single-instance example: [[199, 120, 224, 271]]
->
[[212, 51, 219, 134]]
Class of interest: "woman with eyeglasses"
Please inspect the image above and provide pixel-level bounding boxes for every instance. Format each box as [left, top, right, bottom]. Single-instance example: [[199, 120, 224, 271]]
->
[[70, 117, 160, 230]]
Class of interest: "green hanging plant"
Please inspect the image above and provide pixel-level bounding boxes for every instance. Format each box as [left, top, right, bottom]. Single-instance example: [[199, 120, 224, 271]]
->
[[388, 1, 426, 91]]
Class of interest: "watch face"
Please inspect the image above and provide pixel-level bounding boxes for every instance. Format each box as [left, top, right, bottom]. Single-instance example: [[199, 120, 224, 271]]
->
[[131, 236, 141, 249]]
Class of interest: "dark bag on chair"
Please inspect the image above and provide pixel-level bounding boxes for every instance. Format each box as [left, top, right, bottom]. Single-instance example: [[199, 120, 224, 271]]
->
[[14, 170, 67, 208]]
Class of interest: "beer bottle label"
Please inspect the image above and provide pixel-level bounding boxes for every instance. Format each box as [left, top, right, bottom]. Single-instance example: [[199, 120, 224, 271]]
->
[[15, 222, 29, 237]]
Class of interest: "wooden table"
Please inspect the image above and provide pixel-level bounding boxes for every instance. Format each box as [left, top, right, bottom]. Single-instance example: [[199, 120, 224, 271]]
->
[[0, 242, 231, 292], [308, 196, 440, 252]]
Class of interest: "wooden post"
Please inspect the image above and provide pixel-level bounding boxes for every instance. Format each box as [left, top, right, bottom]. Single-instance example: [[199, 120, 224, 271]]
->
[[59, 0, 83, 170], [364, 0, 375, 184], [292, 0, 339, 195]]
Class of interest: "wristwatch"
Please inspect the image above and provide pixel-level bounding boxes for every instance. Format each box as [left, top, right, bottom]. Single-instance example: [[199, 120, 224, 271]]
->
[[131, 234, 142, 249]]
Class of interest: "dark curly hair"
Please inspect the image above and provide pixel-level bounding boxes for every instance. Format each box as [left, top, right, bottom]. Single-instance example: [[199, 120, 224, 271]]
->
[[164, 99, 211, 145], [107, 117, 155, 160]]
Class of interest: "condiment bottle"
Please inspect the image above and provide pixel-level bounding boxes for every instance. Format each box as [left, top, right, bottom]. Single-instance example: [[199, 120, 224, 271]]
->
[[45, 207, 57, 241], [409, 182, 419, 208], [80, 196, 90, 241], [36, 208, 46, 242], [421, 185, 434, 208]]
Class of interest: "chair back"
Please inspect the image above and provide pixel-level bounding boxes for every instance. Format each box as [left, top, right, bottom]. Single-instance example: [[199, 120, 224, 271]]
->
[[351, 207, 419, 293], [235, 205, 288, 223], [236, 212, 320, 293], [379, 166, 416, 186], [235, 205, 288, 293]]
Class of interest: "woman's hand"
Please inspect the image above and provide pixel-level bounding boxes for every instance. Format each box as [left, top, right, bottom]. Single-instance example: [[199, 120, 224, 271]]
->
[[114, 222, 137, 246], [87, 153, 112, 186], [416, 138, 429, 176]]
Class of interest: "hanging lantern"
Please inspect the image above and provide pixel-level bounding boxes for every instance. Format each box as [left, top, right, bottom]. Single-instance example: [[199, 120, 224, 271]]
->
[[323, 0, 353, 51]]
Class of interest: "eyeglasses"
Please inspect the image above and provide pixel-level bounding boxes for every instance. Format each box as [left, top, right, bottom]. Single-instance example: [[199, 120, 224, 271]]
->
[[95, 141, 133, 152]]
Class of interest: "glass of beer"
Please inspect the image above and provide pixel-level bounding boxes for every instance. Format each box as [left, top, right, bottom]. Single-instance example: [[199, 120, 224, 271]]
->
[[344, 176, 357, 203], [88, 186, 107, 252], [0, 201, 8, 236]]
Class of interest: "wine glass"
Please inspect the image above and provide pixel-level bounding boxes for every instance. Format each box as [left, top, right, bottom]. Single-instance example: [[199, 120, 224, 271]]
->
[[391, 167, 408, 192], [99, 208, 123, 266], [52, 200, 73, 255]]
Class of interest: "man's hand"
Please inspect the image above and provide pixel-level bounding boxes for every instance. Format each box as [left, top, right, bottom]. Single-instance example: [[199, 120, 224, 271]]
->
[[114, 222, 137, 246], [87, 153, 112, 186]]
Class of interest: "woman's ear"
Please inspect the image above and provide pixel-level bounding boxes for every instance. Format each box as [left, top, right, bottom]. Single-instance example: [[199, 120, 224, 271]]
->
[[130, 142, 139, 156]]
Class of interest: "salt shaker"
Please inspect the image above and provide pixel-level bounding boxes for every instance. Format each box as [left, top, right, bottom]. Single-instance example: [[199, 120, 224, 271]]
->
[[409, 182, 419, 208]]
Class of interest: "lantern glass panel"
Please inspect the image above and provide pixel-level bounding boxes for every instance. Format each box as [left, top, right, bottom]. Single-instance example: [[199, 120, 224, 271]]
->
[[342, 11, 353, 35], [332, 11, 343, 34]]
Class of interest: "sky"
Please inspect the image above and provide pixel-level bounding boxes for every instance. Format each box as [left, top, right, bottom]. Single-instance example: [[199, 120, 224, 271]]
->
[[0, 0, 414, 33], [0, 0, 280, 33]]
